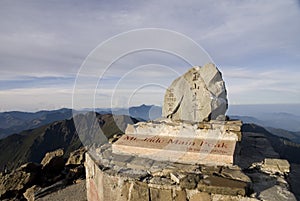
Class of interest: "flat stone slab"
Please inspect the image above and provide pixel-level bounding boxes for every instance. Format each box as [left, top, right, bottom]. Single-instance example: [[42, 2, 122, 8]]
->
[[126, 119, 242, 141], [112, 134, 237, 165]]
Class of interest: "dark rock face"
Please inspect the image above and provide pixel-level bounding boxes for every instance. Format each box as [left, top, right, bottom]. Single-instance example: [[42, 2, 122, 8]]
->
[[41, 149, 65, 182], [66, 147, 86, 166], [0, 113, 138, 171], [0, 148, 86, 200], [0, 108, 73, 139], [0, 162, 41, 200]]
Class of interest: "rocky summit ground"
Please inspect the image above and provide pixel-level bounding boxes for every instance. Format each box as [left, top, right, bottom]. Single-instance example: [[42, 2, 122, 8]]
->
[[36, 180, 87, 201]]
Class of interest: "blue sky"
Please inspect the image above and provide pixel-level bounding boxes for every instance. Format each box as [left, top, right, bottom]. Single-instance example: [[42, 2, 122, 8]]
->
[[0, 0, 300, 111]]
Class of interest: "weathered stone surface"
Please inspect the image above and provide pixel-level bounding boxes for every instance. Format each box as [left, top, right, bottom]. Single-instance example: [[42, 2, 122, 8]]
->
[[198, 175, 248, 196], [19, 162, 42, 173], [187, 190, 211, 201], [170, 172, 186, 184], [149, 177, 175, 186], [180, 174, 201, 189], [174, 190, 187, 201], [0, 169, 38, 199], [129, 182, 149, 201], [234, 132, 280, 169], [150, 188, 172, 201], [41, 149, 65, 177], [23, 185, 40, 201], [212, 194, 258, 201], [125, 120, 240, 141], [258, 185, 297, 201], [162, 63, 227, 122], [111, 153, 133, 167], [261, 158, 290, 174], [66, 165, 85, 182], [86, 144, 296, 201], [66, 147, 86, 166], [118, 168, 149, 180], [127, 157, 154, 170], [41, 149, 64, 166], [220, 166, 251, 183]]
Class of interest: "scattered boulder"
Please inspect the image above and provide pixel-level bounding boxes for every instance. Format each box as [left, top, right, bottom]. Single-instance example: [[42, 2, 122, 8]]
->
[[41, 149, 65, 178], [0, 147, 86, 200], [66, 165, 85, 183], [66, 147, 86, 166], [23, 185, 40, 201], [0, 163, 40, 199], [162, 63, 227, 122]]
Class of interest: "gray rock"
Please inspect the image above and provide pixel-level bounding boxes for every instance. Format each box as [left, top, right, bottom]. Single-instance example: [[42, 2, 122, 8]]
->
[[220, 167, 251, 183], [41, 149, 64, 166], [0, 169, 38, 199], [261, 158, 290, 175], [127, 157, 154, 170], [258, 185, 297, 201], [66, 147, 86, 166], [162, 63, 227, 122], [197, 175, 248, 196], [41, 149, 65, 179], [23, 185, 40, 201]]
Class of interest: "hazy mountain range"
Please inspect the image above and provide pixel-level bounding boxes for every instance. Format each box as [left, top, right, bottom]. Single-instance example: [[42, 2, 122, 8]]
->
[[0, 108, 73, 139], [0, 112, 138, 171], [0, 104, 300, 174], [1, 104, 299, 140]]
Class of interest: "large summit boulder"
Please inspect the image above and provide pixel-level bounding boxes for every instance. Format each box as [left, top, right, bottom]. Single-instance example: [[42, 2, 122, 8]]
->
[[162, 63, 227, 122], [0, 162, 41, 199]]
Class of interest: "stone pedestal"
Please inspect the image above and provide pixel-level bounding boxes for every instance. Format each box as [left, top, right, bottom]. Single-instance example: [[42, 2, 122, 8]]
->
[[85, 144, 253, 201], [112, 119, 242, 165]]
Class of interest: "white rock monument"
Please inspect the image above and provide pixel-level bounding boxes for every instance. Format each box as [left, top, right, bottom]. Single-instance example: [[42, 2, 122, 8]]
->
[[112, 63, 242, 165], [162, 63, 228, 122]]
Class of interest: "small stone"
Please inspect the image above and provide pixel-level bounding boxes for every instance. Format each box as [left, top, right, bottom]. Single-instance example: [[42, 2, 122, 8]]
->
[[186, 190, 211, 201], [201, 165, 221, 175], [149, 177, 175, 186], [261, 158, 290, 174], [180, 174, 201, 189], [170, 172, 186, 184], [220, 167, 251, 183], [23, 185, 40, 201]]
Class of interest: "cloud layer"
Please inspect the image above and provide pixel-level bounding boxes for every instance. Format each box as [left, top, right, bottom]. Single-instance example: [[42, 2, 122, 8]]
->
[[0, 0, 299, 111]]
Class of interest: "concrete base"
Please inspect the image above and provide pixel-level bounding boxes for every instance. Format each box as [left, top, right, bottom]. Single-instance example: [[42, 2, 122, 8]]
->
[[85, 144, 253, 201]]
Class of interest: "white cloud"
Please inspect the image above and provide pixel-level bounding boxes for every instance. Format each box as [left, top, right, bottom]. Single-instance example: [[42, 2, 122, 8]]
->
[[0, 0, 299, 110]]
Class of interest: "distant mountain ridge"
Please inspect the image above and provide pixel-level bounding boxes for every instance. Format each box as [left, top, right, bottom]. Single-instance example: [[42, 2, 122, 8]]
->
[[1, 104, 300, 142], [0, 112, 138, 171], [94, 104, 162, 121], [0, 108, 73, 139]]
